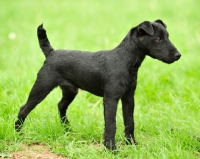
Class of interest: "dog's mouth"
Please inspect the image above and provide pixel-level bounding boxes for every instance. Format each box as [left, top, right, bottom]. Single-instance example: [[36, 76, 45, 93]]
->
[[156, 55, 181, 64], [157, 52, 181, 64]]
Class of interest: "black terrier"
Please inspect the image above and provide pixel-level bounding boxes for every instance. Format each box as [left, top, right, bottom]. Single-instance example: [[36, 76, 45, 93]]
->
[[15, 20, 181, 150]]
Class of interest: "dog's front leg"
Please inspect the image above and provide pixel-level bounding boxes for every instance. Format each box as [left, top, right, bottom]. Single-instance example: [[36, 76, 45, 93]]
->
[[103, 96, 118, 150], [121, 90, 137, 145]]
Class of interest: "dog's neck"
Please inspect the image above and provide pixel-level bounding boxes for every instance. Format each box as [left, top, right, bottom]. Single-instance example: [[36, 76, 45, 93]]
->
[[116, 29, 146, 68]]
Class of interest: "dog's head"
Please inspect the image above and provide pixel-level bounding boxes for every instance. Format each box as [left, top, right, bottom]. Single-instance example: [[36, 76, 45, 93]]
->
[[136, 19, 181, 64]]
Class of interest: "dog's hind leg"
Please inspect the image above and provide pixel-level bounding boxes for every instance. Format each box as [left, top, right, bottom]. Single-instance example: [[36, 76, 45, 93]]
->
[[58, 84, 78, 124], [15, 68, 58, 131]]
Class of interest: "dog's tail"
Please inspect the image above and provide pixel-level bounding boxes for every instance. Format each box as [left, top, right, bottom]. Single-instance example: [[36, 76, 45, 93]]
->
[[37, 24, 54, 58]]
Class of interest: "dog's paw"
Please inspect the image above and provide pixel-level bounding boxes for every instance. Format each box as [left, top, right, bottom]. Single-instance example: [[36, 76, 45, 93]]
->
[[104, 141, 116, 151], [14, 121, 23, 132]]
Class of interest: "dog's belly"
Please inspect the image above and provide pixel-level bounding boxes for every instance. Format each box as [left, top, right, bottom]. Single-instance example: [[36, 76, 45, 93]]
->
[[60, 77, 104, 97], [74, 78, 104, 97], [59, 78, 104, 97], [81, 84, 104, 97]]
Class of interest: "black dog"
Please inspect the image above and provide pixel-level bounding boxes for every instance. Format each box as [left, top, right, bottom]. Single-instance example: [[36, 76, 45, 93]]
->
[[15, 20, 181, 150]]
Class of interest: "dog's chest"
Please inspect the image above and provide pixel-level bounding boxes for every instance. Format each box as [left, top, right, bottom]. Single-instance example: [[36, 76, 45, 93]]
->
[[127, 62, 139, 84]]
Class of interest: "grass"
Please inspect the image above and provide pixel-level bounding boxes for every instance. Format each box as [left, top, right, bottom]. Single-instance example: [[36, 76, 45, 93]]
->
[[0, 0, 200, 158]]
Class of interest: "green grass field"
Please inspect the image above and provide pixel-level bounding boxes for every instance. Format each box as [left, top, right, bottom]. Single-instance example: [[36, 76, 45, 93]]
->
[[1, 0, 200, 158]]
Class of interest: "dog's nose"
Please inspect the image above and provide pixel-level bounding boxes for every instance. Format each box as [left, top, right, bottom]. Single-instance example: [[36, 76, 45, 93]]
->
[[175, 52, 181, 59]]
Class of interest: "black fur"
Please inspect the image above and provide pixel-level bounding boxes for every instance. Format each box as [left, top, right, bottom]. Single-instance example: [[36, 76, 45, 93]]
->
[[15, 20, 181, 150]]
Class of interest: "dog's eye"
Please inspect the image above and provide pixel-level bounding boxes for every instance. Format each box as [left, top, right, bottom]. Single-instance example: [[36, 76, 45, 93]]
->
[[156, 37, 163, 42]]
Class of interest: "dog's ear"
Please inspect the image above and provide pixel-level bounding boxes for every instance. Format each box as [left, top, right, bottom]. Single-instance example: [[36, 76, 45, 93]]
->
[[137, 21, 154, 36], [154, 19, 167, 28]]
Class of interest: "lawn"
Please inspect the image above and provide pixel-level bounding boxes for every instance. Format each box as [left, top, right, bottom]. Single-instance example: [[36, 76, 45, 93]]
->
[[0, 0, 200, 158]]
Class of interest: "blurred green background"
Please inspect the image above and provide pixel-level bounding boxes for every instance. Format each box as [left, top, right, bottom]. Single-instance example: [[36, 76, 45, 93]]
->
[[0, 0, 200, 158]]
